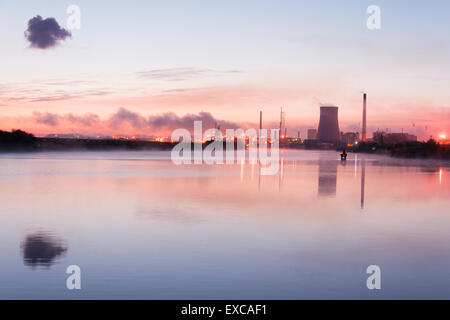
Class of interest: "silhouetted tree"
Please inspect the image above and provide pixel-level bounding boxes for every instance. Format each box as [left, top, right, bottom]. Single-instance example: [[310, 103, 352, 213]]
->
[[424, 138, 438, 155], [0, 129, 36, 146]]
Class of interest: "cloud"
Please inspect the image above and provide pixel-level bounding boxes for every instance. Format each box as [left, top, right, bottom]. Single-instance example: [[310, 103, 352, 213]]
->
[[25, 15, 71, 49], [137, 68, 242, 81], [0, 81, 113, 104], [29, 89, 111, 102], [108, 107, 148, 129], [33, 111, 59, 126], [33, 111, 100, 127], [107, 108, 241, 131], [31, 108, 242, 134], [147, 111, 240, 130], [65, 113, 101, 126]]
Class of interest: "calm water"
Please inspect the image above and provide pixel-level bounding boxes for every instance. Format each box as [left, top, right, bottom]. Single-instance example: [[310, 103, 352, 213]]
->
[[0, 150, 449, 299]]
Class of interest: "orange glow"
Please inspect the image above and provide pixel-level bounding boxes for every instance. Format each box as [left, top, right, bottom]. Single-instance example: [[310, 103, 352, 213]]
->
[[439, 134, 447, 140]]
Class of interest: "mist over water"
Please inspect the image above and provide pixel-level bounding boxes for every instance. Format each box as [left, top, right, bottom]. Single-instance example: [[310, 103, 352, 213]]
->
[[0, 150, 449, 299]]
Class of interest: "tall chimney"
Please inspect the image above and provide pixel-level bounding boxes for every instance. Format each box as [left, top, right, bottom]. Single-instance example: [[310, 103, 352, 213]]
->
[[362, 93, 367, 142], [279, 107, 283, 132], [259, 110, 262, 130]]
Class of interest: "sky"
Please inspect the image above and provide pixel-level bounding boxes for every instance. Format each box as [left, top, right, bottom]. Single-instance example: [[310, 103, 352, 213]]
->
[[0, 0, 449, 139]]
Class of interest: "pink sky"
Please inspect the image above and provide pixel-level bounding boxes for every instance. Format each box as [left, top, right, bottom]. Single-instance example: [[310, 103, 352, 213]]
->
[[1, 74, 449, 140], [1, 2, 450, 140]]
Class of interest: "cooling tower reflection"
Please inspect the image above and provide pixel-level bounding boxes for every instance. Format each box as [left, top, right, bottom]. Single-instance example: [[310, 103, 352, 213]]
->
[[318, 159, 338, 196]]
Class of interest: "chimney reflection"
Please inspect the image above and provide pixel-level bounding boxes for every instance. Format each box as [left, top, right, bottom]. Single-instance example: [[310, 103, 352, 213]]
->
[[279, 158, 284, 191], [21, 232, 67, 269], [361, 158, 366, 209], [318, 160, 337, 196]]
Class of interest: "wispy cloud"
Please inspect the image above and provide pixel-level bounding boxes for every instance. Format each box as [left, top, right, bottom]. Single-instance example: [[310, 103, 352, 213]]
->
[[137, 68, 242, 81], [29, 89, 112, 102], [0, 82, 113, 104], [33, 111, 100, 127]]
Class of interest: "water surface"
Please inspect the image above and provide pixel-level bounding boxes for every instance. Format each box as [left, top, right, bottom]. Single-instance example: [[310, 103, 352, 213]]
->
[[0, 150, 449, 299]]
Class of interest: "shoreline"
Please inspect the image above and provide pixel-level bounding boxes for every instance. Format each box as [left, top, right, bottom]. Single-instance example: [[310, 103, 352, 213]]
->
[[1, 130, 449, 161]]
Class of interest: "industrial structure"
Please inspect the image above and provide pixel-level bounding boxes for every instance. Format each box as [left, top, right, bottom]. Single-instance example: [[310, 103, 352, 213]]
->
[[317, 106, 340, 143], [259, 110, 262, 130], [362, 93, 367, 142], [279, 107, 286, 137], [341, 132, 360, 145], [307, 129, 317, 140], [372, 131, 417, 144]]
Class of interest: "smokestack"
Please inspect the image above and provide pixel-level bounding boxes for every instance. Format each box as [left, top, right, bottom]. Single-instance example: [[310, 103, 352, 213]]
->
[[362, 93, 367, 142], [284, 127, 287, 138], [259, 110, 262, 130], [317, 106, 340, 143], [279, 107, 283, 132]]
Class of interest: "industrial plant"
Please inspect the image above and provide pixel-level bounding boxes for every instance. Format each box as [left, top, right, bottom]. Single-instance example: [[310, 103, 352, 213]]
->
[[299, 93, 418, 149]]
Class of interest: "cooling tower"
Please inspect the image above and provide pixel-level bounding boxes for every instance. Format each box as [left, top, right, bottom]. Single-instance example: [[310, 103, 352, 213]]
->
[[317, 106, 340, 143]]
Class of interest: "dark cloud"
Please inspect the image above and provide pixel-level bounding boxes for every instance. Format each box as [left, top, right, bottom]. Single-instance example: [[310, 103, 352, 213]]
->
[[65, 113, 101, 126], [32, 108, 242, 132], [25, 15, 71, 49], [108, 107, 148, 129], [33, 111, 59, 126], [108, 108, 240, 131], [147, 111, 240, 130]]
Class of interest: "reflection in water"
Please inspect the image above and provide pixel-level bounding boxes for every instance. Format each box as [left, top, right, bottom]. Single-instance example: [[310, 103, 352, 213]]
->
[[258, 162, 261, 191], [318, 160, 338, 196], [361, 158, 366, 209], [420, 166, 440, 173], [279, 158, 284, 191], [1, 150, 449, 299], [21, 232, 67, 269], [418, 166, 444, 185]]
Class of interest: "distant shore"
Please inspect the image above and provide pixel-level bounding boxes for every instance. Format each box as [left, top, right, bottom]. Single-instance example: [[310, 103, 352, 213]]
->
[[0, 130, 176, 151], [1, 129, 449, 160], [349, 140, 450, 160]]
